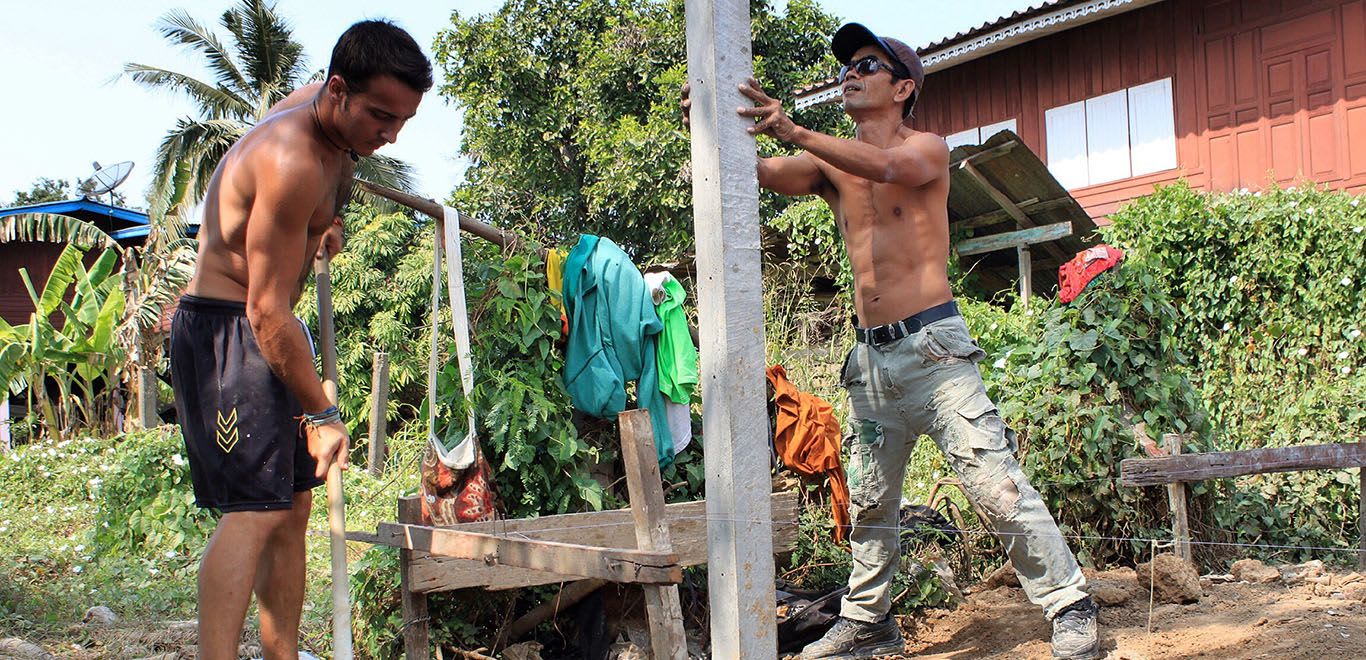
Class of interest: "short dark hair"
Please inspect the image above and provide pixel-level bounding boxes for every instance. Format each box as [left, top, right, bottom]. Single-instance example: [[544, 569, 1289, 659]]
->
[[328, 20, 433, 93]]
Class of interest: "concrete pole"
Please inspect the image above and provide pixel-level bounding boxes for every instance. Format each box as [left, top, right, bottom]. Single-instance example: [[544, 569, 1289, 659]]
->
[[683, 0, 776, 656]]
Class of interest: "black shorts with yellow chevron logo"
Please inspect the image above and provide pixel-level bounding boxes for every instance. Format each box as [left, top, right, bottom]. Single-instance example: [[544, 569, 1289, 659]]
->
[[169, 295, 325, 512]]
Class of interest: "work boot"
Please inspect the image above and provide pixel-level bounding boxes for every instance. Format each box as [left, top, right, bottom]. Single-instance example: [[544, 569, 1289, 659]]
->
[[800, 615, 904, 659], [1051, 596, 1100, 659]]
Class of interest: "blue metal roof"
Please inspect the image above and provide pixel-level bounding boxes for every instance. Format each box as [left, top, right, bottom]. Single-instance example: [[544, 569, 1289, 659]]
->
[[0, 198, 148, 226]]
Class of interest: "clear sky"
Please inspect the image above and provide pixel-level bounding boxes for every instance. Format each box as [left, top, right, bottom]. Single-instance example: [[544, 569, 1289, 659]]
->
[[0, 0, 1034, 206]]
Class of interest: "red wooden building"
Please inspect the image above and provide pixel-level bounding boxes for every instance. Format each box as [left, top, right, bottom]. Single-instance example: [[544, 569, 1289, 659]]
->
[[798, 0, 1366, 220]]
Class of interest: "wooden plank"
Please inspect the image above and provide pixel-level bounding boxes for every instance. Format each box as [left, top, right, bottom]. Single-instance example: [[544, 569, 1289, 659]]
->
[[1017, 246, 1032, 308], [374, 523, 682, 585], [1359, 437, 1364, 570], [1, 398, 10, 453], [959, 159, 1070, 264], [367, 352, 390, 477], [1120, 442, 1366, 487], [684, 0, 777, 656], [619, 411, 687, 660], [1163, 433, 1192, 562], [399, 498, 430, 660], [404, 492, 799, 592], [957, 197, 1065, 229], [956, 221, 1073, 256], [948, 139, 1019, 169]]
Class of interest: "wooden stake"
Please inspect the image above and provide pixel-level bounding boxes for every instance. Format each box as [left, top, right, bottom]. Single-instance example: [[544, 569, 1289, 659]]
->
[[137, 364, 160, 429], [314, 253, 354, 660], [1017, 245, 1032, 308], [1358, 436, 1364, 570], [1163, 433, 1192, 562], [367, 352, 390, 477], [399, 496, 431, 660], [683, 0, 776, 655], [619, 410, 688, 659]]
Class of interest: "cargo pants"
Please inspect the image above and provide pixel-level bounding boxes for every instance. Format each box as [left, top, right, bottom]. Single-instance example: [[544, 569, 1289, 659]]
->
[[839, 314, 1089, 622]]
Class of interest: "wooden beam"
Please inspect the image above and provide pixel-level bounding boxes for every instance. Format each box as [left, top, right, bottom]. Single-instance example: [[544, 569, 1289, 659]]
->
[[620, 411, 687, 660], [367, 352, 390, 477], [958, 159, 1069, 263], [1120, 442, 1366, 487], [373, 523, 683, 585], [1163, 433, 1192, 562], [387, 492, 799, 593], [957, 197, 1078, 230], [353, 179, 512, 248], [1017, 245, 1032, 308], [956, 221, 1073, 256], [1359, 436, 1364, 570], [137, 363, 160, 429], [684, 0, 777, 656], [398, 496, 430, 660], [948, 139, 1019, 170]]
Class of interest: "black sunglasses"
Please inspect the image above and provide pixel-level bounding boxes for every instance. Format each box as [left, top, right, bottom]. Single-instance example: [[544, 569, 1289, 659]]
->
[[838, 55, 907, 83]]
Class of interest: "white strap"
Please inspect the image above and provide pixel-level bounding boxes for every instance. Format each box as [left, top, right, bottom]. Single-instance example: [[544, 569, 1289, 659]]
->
[[427, 208, 478, 470]]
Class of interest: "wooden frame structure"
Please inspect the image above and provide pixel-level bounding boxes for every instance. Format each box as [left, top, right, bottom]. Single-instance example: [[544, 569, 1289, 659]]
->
[[1120, 437, 1366, 569]]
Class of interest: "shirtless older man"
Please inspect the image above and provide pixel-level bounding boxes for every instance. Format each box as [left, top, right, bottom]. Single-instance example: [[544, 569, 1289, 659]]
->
[[684, 23, 1099, 660], [169, 20, 430, 659]]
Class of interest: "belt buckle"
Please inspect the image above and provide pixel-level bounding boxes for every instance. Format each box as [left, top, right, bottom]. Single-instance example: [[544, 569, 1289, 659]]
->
[[871, 325, 893, 345]]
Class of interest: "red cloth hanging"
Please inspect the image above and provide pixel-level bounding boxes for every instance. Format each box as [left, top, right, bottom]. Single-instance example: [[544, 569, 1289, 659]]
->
[[1059, 245, 1125, 303]]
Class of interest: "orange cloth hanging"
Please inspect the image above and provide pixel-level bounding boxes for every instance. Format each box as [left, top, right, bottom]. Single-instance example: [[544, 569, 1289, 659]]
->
[[766, 364, 851, 543]]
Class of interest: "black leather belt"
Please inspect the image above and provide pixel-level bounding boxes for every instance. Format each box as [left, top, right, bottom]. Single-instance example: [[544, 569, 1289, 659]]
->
[[854, 300, 960, 346]]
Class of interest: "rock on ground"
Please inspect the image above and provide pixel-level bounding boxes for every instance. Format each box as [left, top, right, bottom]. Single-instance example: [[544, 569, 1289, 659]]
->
[[1231, 558, 1281, 584], [502, 641, 544, 660], [0, 638, 52, 660], [1134, 553, 1202, 604], [82, 605, 117, 627], [981, 561, 1020, 589]]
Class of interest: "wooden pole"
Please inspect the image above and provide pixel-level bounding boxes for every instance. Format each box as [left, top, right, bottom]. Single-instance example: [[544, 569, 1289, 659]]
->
[[619, 410, 688, 659], [367, 352, 391, 477], [683, 0, 776, 656], [1358, 436, 1364, 570], [1163, 433, 1192, 562], [314, 253, 354, 660], [0, 397, 10, 453], [399, 496, 431, 660], [137, 364, 160, 429], [1017, 245, 1032, 308]]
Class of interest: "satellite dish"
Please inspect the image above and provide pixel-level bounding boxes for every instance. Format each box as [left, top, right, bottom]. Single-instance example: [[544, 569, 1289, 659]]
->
[[80, 161, 134, 198]]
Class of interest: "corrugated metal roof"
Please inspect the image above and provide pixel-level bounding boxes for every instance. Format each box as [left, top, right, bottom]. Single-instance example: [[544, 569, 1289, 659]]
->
[[918, 1, 1073, 54], [947, 129, 1098, 295]]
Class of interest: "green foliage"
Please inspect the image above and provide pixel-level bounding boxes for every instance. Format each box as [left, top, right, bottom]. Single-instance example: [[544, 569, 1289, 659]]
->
[[9, 177, 72, 206], [434, 241, 609, 518], [435, 0, 843, 260], [92, 427, 217, 557], [1, 243, 127, 441], [1102, 182, 1365, 559]]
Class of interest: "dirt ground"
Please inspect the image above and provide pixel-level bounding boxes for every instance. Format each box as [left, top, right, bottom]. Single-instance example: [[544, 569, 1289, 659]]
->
[[899, 566, 1365, 660], [6, 565, 1364, 659]]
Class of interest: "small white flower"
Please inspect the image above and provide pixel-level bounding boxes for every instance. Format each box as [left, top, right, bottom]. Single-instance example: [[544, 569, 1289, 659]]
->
[[1307, 207, 1316, 214], [1351, 329, 1362, 339], [165, 550, 176, 559], [1289, 200, 1298, 207], [72, 565, 83, 574], [59, 544, 68, 552], [1355, 226, 1364, 233], [148, 567, 159, 575], [1254, 190, 1263, 197], [1222, 322, 1231, 331], [1297, 347, 1309, 356], [1229, 275, 1238, 284], [75, 545, 84, 552], [993, 358, 1007, 369], [1338, 351, 1350, 360], [1342, 366, 1353, 375], [1352, 198, 1361, 207], [1343, 277, 1353, 286], [172, 454, 186, 467]]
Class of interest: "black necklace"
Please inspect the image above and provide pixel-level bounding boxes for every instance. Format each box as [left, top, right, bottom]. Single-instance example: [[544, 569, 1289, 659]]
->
[[312, 99, 359, 162]]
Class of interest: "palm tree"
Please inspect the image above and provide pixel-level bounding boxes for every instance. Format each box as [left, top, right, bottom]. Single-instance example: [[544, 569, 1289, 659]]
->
[[125, 0, 416, 227]]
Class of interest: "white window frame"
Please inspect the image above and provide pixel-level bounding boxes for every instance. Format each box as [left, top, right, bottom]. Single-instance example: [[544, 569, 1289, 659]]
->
[[1045, 77, 1177, 189]]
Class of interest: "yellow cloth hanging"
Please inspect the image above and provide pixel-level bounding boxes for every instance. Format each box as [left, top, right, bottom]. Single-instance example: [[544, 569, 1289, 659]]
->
[[546, 248, 568, 315]]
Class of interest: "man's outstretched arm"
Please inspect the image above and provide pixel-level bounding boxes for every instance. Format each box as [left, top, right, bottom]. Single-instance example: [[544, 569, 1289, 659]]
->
[[737, 78, 946, 188], [682, 82, 831, 197]]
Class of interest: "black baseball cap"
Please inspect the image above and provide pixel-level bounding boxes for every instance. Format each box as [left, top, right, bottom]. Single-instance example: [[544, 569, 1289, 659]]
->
[[832, 23, 925, 122]]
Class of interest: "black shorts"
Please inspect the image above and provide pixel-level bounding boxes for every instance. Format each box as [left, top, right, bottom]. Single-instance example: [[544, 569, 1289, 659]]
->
[[169, 295, 324, 512]]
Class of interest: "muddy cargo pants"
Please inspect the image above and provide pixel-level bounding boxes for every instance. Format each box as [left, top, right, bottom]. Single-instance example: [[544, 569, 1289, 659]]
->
[[839, 315, 1089, 623]]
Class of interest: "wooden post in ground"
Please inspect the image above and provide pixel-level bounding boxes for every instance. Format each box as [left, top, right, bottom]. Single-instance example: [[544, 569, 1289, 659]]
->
[[1358, 436, 1364, 570], [367, 352, 391, 477], [399, 496, 431, 660], [619, 410, 687, 659], [137, 365, 160, 429], [1163, 433, 1192, 562], [683, 0, 776, 656], [1017, 245, 1032, 308], [0, 397, 10, 453]]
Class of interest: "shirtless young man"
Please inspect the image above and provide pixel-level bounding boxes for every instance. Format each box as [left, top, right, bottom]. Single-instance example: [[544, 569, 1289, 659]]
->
[[169, 20, 430, 659], [684, 23, 1099, 660]]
